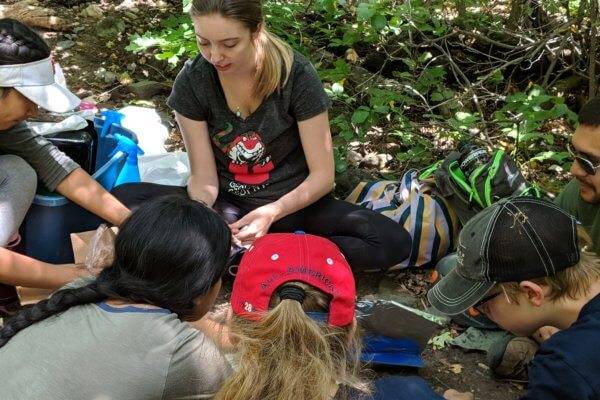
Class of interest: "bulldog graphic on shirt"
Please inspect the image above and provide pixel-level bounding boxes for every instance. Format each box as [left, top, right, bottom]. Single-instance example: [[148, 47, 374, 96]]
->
[[212, 123, 275, 187]]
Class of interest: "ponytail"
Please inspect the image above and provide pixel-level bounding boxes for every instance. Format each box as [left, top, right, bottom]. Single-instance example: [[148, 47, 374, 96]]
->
[[0, 278, 111, 348], [253, 29, 293, 100], [215, 283, 367, 400]]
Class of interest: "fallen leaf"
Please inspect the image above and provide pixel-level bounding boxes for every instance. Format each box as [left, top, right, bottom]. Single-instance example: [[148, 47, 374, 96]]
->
[[428, 330, 454, 349], [346, 48, 359, 63], [450, 363, 463, 374], [118, 72, 133, 86]]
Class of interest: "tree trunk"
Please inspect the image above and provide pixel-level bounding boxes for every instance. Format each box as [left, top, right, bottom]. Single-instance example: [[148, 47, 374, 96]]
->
[[589, 0, 599, 99], [507, 0, 528, 30]]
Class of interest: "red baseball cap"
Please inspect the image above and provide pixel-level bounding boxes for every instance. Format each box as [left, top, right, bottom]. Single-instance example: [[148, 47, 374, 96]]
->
[[230, 232, 356, 327]]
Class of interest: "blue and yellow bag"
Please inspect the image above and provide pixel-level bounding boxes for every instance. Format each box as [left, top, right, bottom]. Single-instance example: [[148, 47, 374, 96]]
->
[[346, 169, 459, 269]]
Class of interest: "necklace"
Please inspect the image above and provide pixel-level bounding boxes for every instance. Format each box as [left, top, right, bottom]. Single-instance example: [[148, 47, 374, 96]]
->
[[235, 106, 242, 118]]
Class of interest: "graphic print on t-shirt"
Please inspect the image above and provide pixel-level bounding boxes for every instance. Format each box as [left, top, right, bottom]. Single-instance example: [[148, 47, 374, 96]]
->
[[212, 123, 275, 193]]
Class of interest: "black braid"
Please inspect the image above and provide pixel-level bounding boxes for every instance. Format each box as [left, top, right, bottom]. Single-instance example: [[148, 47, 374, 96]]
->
[[0, 18, 50, 65], [0, 278, 113, 348], [0, 195, 232, 349]]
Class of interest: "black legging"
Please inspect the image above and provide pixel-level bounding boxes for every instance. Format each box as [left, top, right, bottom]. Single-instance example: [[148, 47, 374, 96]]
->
[[111, 183, 412, 272]]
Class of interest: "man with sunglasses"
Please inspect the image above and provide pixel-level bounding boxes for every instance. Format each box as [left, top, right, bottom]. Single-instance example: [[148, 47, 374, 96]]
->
[[556, 97, 600, 253]]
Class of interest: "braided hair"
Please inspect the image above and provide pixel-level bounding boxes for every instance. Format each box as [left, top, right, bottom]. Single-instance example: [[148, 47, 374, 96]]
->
[[0, 18, 50, 66], [0, 195, 232, 348]]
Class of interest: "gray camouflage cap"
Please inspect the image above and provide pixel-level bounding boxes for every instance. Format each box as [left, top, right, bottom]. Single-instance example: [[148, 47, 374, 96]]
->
[[428, 197, 580, 315]]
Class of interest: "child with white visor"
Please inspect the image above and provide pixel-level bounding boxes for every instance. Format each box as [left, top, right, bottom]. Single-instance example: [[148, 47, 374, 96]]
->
[[0, 18, 130, 310]]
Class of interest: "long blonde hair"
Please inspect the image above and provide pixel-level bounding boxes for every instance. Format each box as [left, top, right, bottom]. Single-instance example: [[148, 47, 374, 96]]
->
[[214, 282, 368, 400], [190, 0, 294, 100]]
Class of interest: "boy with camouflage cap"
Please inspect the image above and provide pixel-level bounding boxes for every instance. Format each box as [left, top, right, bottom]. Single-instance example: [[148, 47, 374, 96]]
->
[[429, 197, 600, 399]]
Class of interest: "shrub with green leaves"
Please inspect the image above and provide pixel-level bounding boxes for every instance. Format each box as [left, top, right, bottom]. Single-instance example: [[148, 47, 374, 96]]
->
[[125, 0, 578, 182]]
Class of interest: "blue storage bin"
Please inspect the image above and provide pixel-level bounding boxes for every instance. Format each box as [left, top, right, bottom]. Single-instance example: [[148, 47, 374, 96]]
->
[[93, 110, 138, 172], [21, 151, 128, 264]]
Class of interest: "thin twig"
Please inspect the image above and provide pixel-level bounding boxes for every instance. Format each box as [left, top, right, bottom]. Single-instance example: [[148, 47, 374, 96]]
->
[[542, 34, 570, 88], [455, 29, 523, 50]]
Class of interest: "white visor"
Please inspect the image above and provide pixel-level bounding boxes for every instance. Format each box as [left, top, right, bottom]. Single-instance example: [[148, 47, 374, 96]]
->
[[0, 57, 80, 113]]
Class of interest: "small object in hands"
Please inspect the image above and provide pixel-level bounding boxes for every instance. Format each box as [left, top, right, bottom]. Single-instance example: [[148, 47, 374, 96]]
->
[[85, 224, 117, 273], [240, 224, 251, 231], [6, 233, 21, 249], [237, 224, 256, 248]]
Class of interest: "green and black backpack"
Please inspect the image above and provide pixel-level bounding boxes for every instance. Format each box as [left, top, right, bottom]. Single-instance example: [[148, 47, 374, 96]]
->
[[420, 144, 542, 225]]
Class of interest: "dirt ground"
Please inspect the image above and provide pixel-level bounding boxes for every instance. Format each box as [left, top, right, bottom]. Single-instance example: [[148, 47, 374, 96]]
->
[[19, 1, 526, 398]]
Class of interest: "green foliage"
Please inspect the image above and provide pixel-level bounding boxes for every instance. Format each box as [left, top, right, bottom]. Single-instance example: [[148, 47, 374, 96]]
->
[[126, 0, 578, 179], [429, 330, 454, 350], [450, 111, 480, 132], [493, 86, 577, 148], [126, 15, 197, 66]]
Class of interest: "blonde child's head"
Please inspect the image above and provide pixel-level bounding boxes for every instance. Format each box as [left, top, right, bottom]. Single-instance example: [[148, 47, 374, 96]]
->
[[216, 233, 368, 400]]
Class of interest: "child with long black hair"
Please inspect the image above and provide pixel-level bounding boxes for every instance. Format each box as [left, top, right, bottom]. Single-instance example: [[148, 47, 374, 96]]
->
[[0, 195, 232, 399]]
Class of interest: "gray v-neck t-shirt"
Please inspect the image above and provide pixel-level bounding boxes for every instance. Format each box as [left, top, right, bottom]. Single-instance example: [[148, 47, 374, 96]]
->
[[167, 51, 331, 206]]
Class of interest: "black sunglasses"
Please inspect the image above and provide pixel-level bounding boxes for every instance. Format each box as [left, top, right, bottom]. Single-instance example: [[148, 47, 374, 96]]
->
[[471, 291, 502, 313], [567, 143, 600, 176]]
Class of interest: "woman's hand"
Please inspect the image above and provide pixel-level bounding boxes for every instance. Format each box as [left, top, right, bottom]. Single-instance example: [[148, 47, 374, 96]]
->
[[192, 306, 239, 352], [229, 203, 282, 245]]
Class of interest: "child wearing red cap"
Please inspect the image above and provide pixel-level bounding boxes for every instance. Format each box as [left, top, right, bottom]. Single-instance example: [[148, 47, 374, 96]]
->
[[217, 232, 365, 400], [210, 232, 444, 400]]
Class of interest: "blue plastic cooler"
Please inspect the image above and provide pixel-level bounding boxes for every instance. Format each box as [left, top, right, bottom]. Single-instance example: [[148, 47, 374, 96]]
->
[[21, 150, 132, 264], [21, 109, 144, 264]]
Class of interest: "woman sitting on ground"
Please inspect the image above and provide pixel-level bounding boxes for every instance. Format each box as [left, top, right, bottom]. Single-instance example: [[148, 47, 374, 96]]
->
[[111, 0, 412, 272], [0, 196, 231, 399], [0, 18, 130, 300]]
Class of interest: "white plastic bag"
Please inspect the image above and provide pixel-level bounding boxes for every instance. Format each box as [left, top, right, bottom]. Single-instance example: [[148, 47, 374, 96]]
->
[[137, 151, 190, 186], [85, 224, 117, 273], [28, 115, 89, 136]]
